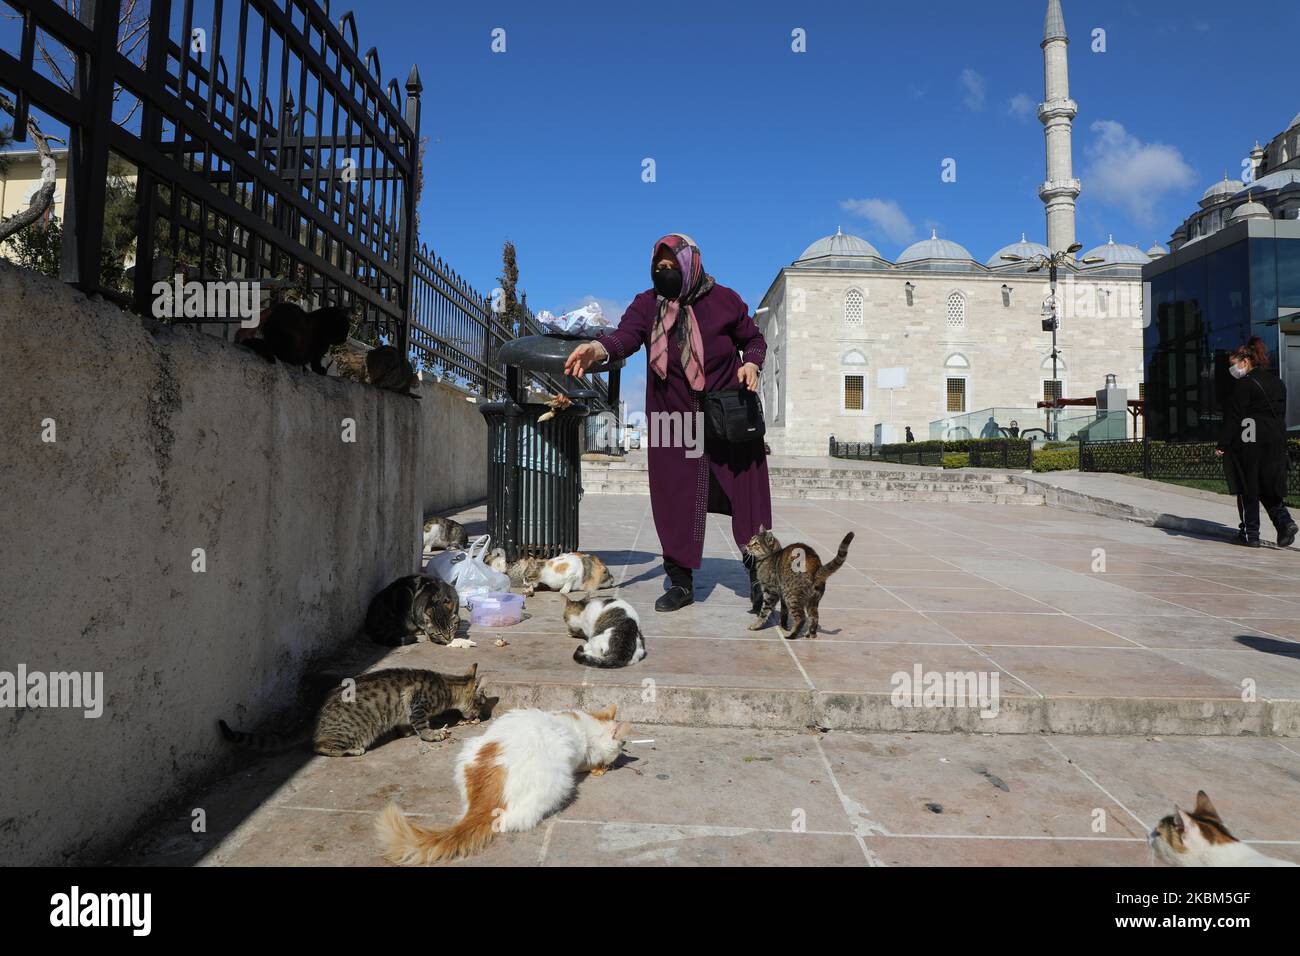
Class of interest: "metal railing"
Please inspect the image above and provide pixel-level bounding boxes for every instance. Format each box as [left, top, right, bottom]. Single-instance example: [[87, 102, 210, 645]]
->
[[1080, 437, 1300, 498], [1, 0, 423, 349]]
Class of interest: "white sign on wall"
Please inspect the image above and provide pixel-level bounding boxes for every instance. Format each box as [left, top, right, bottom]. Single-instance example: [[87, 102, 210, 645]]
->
[[877, 367, 907, 390]]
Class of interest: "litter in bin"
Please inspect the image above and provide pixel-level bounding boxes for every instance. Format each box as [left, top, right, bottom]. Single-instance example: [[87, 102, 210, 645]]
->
[[534, 301, 610, 338], [537, 393, 573, 423]]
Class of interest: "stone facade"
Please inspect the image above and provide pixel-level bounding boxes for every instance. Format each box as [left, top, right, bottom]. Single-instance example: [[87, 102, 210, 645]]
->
[[757, 264, 1144, 456]]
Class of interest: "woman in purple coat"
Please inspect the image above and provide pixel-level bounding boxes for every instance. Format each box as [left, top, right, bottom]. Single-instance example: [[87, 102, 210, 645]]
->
[[565, 233, 773, 612]]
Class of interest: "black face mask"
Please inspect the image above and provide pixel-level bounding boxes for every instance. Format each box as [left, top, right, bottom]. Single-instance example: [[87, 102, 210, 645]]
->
[[653, 266, 684, 300]]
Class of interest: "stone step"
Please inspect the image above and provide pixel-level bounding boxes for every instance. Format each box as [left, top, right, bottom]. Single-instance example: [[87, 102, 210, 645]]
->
[[581, 481, 1045, 505]]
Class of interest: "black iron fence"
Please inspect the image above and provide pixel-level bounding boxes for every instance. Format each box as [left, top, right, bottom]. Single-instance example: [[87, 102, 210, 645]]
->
[[1, 0, 423, 348], [828, 436, 1032, 468], [1081, 437, 1300, 499], [1, 0, 611, 408]]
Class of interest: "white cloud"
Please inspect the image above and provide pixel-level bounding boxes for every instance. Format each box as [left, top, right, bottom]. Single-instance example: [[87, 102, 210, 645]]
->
[[1082, 120, 1197, 228], [1008, 93, 1035, 121], [840, 198, 918, 245], [959, 69, 986, 111]]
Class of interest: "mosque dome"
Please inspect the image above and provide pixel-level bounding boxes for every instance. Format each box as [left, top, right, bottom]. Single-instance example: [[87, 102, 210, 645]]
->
[[1235, 170, 1300, 196], [1145, 242, 1167, 259], [1230, 196, 1272, 223], [794, 228, 884, 264], [1081, 235, 1151, 266], [897, 230, 975, 264], [987, 233, 1050, 266], [1202, 175, 1246, 203]]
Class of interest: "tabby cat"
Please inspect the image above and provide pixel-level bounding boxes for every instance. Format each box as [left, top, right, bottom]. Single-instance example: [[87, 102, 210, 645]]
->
[[484, 548, 544, 589], [563, 594, 646, 668], [241, 301, 350, 374], [423, 516, 469, 552], [1150, 791, 1297, 866], [743, 528, 854, 639], [219, 665, 497, 756], [332, 344, 420, 394], [365, 574, 460, 646]]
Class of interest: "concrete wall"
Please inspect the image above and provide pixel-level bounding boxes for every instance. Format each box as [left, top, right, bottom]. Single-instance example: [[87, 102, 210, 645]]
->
[[0, 263, 428, 864], [417, 377, 487, 517]]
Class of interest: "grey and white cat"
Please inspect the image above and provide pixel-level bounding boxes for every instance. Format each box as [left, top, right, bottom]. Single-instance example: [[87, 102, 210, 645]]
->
[[365, 574, 460, 646], [563, 594, 646, 668], [219, 664, 498, 756], [1150, 791, 1297, 866], [423, 516, 469, 552]]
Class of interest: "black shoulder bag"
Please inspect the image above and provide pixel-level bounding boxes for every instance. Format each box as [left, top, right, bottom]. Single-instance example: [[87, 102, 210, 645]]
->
[[701, 388, 766, 443]]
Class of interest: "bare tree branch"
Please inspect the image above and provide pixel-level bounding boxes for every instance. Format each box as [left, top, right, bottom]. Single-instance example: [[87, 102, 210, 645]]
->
[[0, 95, 63, 243]]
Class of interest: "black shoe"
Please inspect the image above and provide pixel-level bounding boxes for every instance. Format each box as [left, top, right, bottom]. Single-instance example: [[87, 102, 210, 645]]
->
[[655, 585, 694, 612], [1234, 529, 1249, 545], [1278, 523, 1298, 549]]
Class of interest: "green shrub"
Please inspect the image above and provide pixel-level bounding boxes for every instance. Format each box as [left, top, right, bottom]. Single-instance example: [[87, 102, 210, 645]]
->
[[1032, 448, 1079, 472], [942, 453, 969, 469]]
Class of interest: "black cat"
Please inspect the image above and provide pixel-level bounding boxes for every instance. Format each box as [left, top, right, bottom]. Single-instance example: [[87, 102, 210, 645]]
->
[[243, 302, 350, 374]]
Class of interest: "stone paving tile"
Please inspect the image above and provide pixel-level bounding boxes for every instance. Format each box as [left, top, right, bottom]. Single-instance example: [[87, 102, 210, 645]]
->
[[973, 645, 1242, 699], [789, 642, 1035, 696], [541, 823, 868, 866], [818, 732, 1146, 840], [924, 611, 1136, 648]]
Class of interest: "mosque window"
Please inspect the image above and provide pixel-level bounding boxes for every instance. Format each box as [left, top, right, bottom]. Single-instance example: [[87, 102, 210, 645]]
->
[[843, 374, 866, 412], [844, 289, 864, 328], [945, 377, 967, 413], [946, 292, 966, 330]]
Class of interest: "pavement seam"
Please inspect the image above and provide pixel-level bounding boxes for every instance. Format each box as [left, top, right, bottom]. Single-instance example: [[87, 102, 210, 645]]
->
[[1041, 738, 1150, 833], [812, 737, 888, 866]]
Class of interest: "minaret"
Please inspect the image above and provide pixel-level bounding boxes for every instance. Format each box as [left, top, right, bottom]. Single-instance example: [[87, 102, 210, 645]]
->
[[1038, 0, 1081, 253]]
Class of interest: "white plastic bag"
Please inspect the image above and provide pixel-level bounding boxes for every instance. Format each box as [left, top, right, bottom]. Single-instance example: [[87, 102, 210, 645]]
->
[[536, 301, 610, 338], [436, 535, 510, 604]]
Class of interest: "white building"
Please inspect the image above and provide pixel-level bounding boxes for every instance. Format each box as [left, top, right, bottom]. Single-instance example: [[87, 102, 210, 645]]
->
[[755, 0, 1151, 456]]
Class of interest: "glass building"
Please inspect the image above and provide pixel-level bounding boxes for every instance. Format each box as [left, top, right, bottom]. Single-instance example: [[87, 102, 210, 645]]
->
[[1143, 218, 1300, 440]]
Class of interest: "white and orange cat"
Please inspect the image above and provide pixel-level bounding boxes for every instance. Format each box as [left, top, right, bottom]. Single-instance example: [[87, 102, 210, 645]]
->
[[375, 705, 630, 865], [1149, 791, 1297, 867]]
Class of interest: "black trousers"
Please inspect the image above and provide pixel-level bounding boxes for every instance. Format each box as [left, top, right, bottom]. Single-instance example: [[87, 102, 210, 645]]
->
[[664, 471, 732, 587], [1237, 493, 1293, 539]]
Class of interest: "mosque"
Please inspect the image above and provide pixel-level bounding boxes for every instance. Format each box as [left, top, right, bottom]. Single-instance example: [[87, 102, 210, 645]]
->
[[755, 0, 1155, 456]]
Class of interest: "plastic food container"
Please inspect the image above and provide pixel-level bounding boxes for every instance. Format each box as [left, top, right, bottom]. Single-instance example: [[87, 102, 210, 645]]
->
[[468, 592, 525, 627]]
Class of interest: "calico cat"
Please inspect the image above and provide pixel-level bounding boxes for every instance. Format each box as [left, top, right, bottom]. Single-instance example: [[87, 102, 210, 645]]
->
[[219, 665, 498, 756], [525, 552, 614, 596], [484, 548, 544, 590], [375, 705, 630, 864], [423, 516, 469, 552], [242, 301, 350, 373], [1150, 791, 1297, 866], [563, 594, 646, 668], [743, 527, 854, 639], [331, 344, 420, 393], [365, 574, 460, 646]]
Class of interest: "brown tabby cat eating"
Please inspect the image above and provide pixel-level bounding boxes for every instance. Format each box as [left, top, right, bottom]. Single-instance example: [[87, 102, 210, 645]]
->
[[219, 664, 498, 756], [743, 527, 854, 639]]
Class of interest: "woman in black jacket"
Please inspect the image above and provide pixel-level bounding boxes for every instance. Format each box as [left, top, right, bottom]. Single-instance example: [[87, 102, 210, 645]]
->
[[1215, 337, 1297, 548]]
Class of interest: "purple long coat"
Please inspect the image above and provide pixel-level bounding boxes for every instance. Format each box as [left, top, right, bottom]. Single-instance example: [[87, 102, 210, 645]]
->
[[598, 285, 772, 569]]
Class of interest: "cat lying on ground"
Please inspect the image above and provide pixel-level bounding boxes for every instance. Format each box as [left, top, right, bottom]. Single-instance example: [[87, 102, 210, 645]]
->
[[743, 527, 854, 639], [365, 574, 460, 646], [375, 705, 630, 864], [484, 550, 613, 596], [219, 665, 496, 756], [240, 302, 350, 374], [1150, 790, 1297, 866], [564, 594, 646, 668]]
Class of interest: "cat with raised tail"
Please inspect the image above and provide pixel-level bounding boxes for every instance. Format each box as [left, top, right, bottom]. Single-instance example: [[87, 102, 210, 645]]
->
[[564, 594, 646, 668], [744, 528, 854, 639], [1150, 791, 1297, 866], [375, 705, 630, 865]]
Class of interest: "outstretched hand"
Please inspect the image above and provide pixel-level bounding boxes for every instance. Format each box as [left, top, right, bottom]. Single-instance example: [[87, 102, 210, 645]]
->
[[564, 341, 606, 377]]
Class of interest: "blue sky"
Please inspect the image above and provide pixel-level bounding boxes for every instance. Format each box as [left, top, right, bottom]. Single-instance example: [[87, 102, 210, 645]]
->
[[361, 0, 1297, 405]]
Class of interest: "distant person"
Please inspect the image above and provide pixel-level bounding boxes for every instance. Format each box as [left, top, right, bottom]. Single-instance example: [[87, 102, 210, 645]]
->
[[1008, 420, 1021, 438], [1215, 337, 1297, 548], [980, 415, 999, 439], [904, 426, 915, 443]]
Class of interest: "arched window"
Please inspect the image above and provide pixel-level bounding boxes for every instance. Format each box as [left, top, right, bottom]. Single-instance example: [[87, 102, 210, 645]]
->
[[844, 288, 864, 328], [944, 353, 970, 369], [945, 291, 966, 330], [841, 350, 868, 413], [943, 354, 969, 414]]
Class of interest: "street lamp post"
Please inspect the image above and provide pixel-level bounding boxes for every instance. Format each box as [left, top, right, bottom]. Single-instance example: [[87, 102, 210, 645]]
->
[[1000, 242, 1103, 440]]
